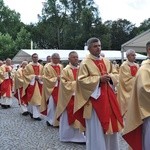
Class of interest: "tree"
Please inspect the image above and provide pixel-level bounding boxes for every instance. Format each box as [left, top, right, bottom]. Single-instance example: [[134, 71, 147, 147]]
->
[[15, 27, 31, 51], [64, 0, 102, 49], [34, 0, 101, 49], [0, 0, 29, 59], [37, 0, 68, 49], [0, 0, 23, 39], [0, 33, 15, 59], [138, 18, 150, 32], [110, 19, 135, 50]]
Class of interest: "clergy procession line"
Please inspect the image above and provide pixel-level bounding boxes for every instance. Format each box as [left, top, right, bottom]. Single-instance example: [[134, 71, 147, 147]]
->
[[0, 37, 150, 150]]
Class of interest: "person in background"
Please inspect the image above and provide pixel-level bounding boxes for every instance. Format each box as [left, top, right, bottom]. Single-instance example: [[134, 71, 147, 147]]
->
[[54, 51, 86, 142], [112, 60, 120, 73], [123, 41, 150, 150], [74, 37, 123, 150], [44, 55, 51, 67], [14, 61, 29, 116], [117, 49, 139, 117], [0, 58, 14, 109], [46, 55, 51, 63], [41, 53, 63, 126], [22, 53, 43, 121]]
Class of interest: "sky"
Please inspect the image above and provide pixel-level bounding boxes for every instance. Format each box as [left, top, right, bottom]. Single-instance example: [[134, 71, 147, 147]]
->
[[4, 0, 150, 27]]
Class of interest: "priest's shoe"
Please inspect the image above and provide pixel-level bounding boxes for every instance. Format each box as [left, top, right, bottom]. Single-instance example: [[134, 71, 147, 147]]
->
[[33, 117, 42, 121]]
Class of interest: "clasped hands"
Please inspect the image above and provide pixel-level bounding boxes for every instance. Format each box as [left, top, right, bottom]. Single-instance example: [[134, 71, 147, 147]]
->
[[100, 74, 111, 83], [35, 75, 42, 81]]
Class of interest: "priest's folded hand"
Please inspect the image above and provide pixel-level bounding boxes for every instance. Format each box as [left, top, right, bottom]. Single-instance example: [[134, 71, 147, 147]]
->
[[100, 74, 111, 83], [35, 75, 39, 81]]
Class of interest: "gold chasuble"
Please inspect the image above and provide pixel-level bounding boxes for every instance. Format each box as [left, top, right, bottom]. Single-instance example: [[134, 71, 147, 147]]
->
[[14, 68, 23, 90], [112, 63, 120, 73], [123, 59, 150, 150], [40, 63, 63, 114], [22, 62, 43, 105], [74, 54, 123, 133], [14, 68, 27, 105], [0, 64, 14, 98], [117, 60, 139, 116], [54, 64, 83, 129]]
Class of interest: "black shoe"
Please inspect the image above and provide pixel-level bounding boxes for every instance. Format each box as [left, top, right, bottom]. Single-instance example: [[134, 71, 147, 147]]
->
[[46, 121, 52, 126], [1, 105, 8, 109], [22, 111, 29, 116], [7, 105, 11, 108], [76, 142, 86, 145], [33, 117, 42, 121]]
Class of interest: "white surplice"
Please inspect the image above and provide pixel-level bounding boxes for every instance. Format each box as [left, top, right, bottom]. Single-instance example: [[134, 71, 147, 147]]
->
[[86, 109, 120, 150], [59, 110, 86, 142]]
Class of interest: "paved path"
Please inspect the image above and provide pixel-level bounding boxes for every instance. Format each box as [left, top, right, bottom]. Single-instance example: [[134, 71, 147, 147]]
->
[[0, 98, 128, 150]]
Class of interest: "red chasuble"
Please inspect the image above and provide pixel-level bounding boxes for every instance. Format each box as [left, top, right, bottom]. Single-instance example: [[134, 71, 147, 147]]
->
[[91, 59, 123, 133], [51, 65, 60, 105], [1, 66, 13, 97], [14, 70, 27, 105], [15, 87, 29, 105], [123, 65, 142, 150], [24, 65, 42, 103], [66, 68, 78, 125], [14, 87, 23, 104], [123, 125, 142, 150]]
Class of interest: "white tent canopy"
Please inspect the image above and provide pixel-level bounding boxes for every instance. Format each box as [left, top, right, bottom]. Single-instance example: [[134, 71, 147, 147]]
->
[[12, 49, 147, 64], [121, 29, 150, 53]]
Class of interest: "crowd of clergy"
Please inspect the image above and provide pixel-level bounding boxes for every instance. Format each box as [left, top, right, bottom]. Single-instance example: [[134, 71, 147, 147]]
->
[[0, 37, 150, 150]]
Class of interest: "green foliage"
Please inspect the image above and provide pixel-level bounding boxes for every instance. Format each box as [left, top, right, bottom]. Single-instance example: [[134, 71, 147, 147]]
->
[[0, 33, 15, 59], [0, 0, 28, 59], [0, 0, 150, 61], [138, 18, 150, 33], [34, 0, 102, 49], [110, 19, 136, 50], [15, 27, 31, 49], [0, 0, 22, 39]]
